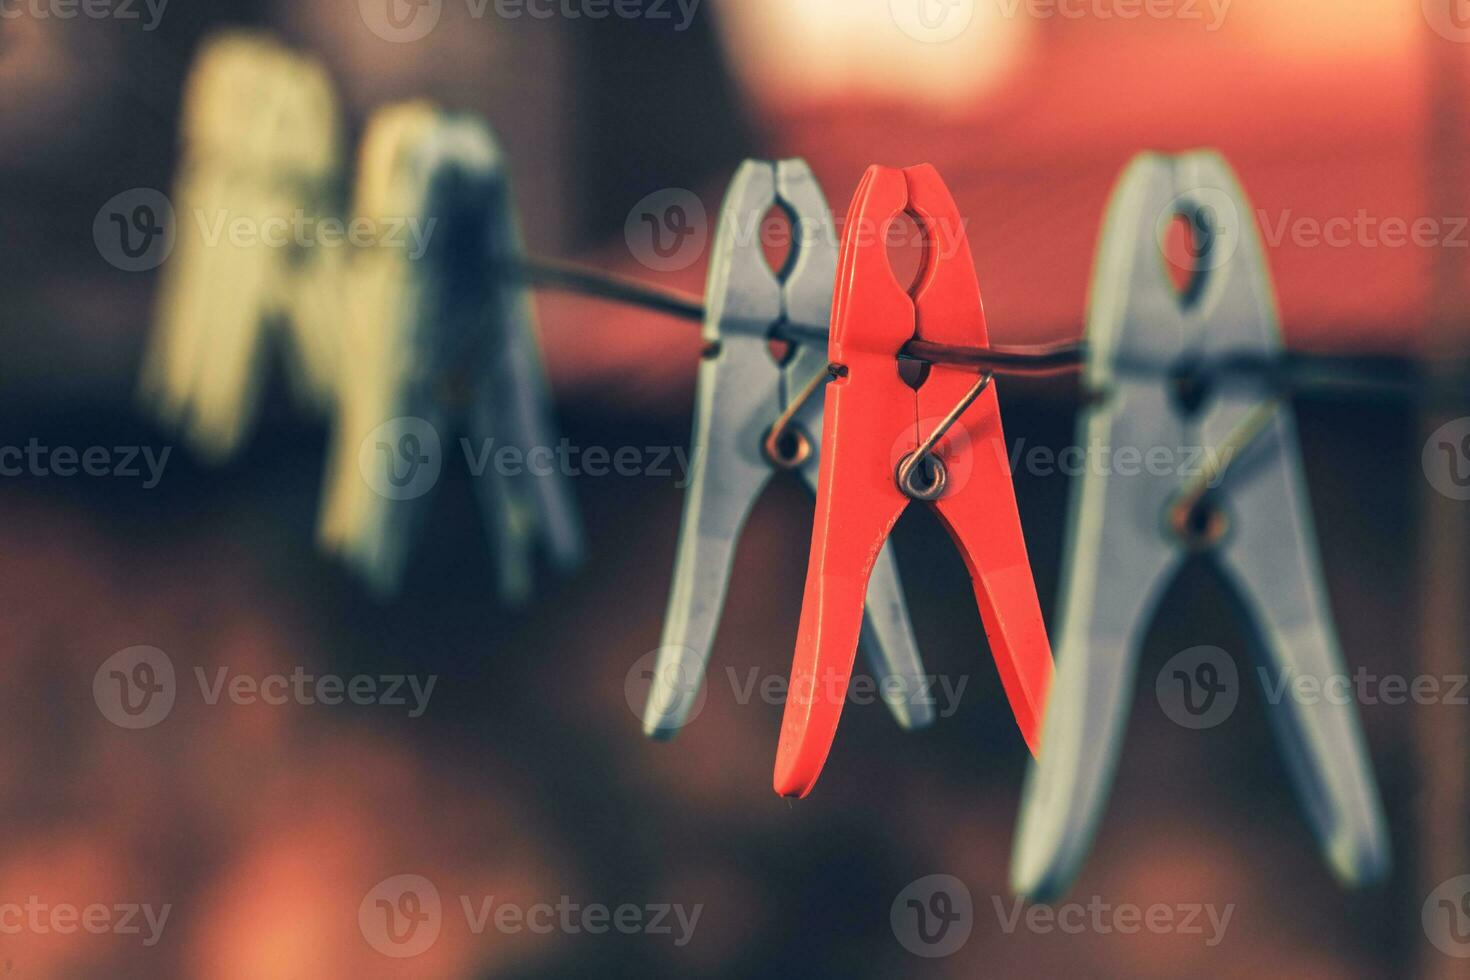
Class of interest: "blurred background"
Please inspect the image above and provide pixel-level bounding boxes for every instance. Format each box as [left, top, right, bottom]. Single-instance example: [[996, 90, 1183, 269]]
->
[[1, 0, 1468, 976]]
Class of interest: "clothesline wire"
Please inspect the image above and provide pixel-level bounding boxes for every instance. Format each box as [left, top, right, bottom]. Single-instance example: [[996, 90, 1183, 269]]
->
[[516, 255, 707, 322], [512, 256, 1456, 401]]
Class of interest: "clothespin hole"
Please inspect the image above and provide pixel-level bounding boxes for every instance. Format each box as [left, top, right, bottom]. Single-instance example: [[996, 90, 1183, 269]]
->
[[1161, 208, 1213, 308], [767, 338, 795, 366], [897, 358, 931, 391], [760, 203, 797, 280], [1168, 495, 1229, 552], [885, 211, 927, 295], [1170, 359, 1211, 418]]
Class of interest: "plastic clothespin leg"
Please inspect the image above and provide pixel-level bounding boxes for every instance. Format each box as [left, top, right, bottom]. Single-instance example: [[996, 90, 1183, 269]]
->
[[1010, 151, 1390, 901], [318, 105, 582, 602], [773, 164, 1054, 799], [643, 159, 931, 739], [465, 130, 585, 604]]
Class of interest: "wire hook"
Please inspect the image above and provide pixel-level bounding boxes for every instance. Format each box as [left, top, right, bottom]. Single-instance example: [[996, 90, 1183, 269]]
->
[[1165, 397, 1282, 550], [897, 373, 995, 500], [763, 363, 845, 470]]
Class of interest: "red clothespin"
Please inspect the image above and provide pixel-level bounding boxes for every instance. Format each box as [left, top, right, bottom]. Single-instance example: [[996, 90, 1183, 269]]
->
[[773, 164, 1054, 798]]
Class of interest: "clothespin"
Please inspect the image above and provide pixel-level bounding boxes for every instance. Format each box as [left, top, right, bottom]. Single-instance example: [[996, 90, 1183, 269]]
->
[[317, 103, 583, 601], [643, 159, 932, 739], [773, 164, 1054, 798], [1010, 152, 1389, 900], [141, 31, 343, 460]]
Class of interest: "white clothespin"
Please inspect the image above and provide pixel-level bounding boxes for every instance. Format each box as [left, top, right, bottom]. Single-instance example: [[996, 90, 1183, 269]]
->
[[141, 31, 343, 460], [643, 160, 931, 739], [1011, 151, 1389, 900], [318, 103, 582, 601]]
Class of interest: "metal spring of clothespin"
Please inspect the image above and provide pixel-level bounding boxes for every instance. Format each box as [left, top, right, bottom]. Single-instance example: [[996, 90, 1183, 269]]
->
[[642, 159, 933, 740], [896, 372, 994, 501], [1010, 151, 1390, 901]]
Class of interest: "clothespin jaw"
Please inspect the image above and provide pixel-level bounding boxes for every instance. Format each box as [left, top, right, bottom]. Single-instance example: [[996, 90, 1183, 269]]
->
[[773, 164, 1054, 799], [317, 104, 582, 602], [642, 160, 931, 740], [141, 31, 343, 461], [1011, 151, 1389, 902]]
